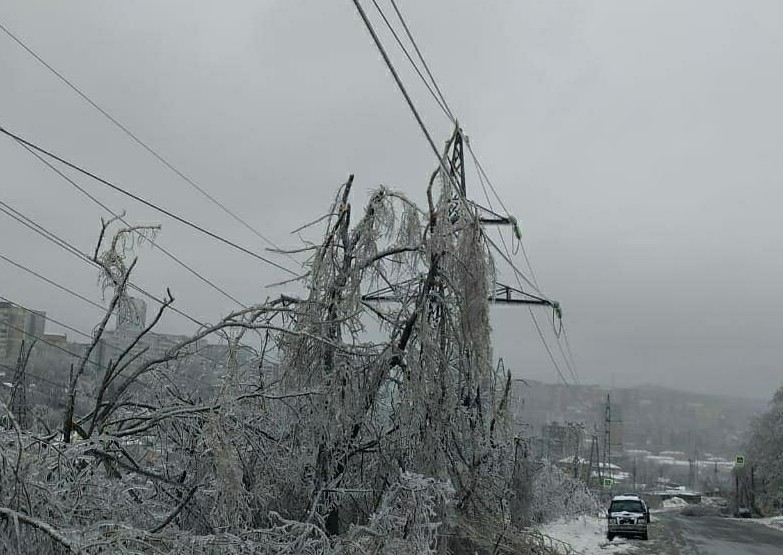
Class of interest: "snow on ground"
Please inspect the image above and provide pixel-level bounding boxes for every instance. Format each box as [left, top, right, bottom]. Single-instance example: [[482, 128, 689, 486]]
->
[[540, 515, 638, 554], [662, 496, 689, 508], [755, 516, 783, 531]]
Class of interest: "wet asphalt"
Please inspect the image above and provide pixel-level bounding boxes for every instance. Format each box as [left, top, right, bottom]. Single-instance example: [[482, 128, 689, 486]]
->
[[628, 510, 783, 555]]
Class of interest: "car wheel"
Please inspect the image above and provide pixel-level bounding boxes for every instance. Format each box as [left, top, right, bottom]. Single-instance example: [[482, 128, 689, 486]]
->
[[606, 533, 614, 541], [641, 532, 648, 541]]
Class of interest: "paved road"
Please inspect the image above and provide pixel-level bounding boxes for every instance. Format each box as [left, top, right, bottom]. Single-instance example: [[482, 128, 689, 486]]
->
[[633, 510, 783, 554]]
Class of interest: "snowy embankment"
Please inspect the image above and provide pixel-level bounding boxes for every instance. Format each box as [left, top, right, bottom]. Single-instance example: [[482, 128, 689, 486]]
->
[[755, 516, 783, 531], [540, 515, 638, 555], [661, 496, 689, 509]]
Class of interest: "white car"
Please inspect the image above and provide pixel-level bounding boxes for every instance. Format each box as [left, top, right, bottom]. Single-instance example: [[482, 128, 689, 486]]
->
[[606, 494, 650, 541]]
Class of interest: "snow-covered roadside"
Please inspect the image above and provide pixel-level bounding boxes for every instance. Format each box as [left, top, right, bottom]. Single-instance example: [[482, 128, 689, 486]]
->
[[540, 515, 638, 554], [661, 496, 689, 509], [754, 516, 783, 531]]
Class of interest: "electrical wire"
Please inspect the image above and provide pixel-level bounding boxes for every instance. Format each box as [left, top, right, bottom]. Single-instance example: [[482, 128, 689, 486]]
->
[[368, 0, 561, 326], [15, 142, 249, 309], [560, 321, 580, 380], [12, 143, 288, 363], [0, 197, 282, 366], [0, 199, 92, 263], [362, 0, 547, 304], [474, 182, 577, 384], [471, 150, 579, 384], [0, 125, 298, 276], [0, 251, 104, 311], [467, 142, 542, 288], [0, 269, 223, 389], [0, 294, 94, 342], [0, 196, 211, 329], [349, 0, 467, 204], [0, 19, 301, 268], [0, 360, 92, 407], [350, 0, 576, 384], [0, 294, 246, 391], [367, 0, 454, 123], [527, 306, 570, 385], [387, 0, 456, 122], [0, 317, 202, 397]]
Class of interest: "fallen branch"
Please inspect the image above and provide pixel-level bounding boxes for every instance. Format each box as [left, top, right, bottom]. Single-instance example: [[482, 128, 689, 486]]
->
[[149, 486, 198, 534], [0, 507, 81, 553]]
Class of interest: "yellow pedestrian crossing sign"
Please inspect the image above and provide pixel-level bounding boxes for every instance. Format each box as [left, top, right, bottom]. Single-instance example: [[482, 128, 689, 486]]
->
[[734, 455, 745, 468]]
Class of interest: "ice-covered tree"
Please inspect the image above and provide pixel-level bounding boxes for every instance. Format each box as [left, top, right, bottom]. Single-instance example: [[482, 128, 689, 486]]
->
[[0, 149, 571, 553], [747, 383, 783, 514]]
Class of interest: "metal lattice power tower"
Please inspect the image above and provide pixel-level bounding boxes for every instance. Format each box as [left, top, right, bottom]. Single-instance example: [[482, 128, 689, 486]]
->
[[364, 125, 558, 310]]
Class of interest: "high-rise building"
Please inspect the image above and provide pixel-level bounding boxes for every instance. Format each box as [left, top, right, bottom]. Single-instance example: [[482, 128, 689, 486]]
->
[[0, 302, 46, 361], [116, 297, 147, 333]]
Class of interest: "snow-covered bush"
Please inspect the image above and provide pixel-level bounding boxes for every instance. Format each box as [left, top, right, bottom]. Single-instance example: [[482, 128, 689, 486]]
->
[[529, 464, 601, 524], [344, 471, 454, 554], [747, 383, 783, 515]]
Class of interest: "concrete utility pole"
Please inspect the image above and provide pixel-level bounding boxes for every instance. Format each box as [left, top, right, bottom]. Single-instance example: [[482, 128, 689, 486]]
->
[[10, 339, 33, 429], [603, 393, 611, 497], [570, 421, 584, 479], [688, 458, 695, 489], [589, 431, 601, 491]]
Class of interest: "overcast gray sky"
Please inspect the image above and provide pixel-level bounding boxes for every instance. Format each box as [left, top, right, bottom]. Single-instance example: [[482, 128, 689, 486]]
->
[[1, 1, 781, 399]]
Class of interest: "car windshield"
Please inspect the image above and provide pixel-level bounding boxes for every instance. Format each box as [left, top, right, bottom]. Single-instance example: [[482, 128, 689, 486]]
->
[[610, 500, 645, 513]]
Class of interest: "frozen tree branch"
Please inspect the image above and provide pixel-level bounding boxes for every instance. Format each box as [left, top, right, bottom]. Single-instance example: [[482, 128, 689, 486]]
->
[[0, 507, 81, 553]]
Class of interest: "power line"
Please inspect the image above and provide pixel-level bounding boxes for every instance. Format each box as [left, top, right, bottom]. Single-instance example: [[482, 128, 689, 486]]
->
[[0, 269, 224, 386], [560, 321, 580, 380], [0, 361, 90, 407], [0, 317, 201, 396], [352, 0, 541, 300], [0, 251, 105, 311], [473, 164, 574, 384], [349, 0, 465, 202], [0, 197, 282, 368], [367, 0, 454, 123], [0, 294, 247, 391], [365, 0, 550, 310], [0, 125, 299, 276], [468, 153, 578, 384], [0, 196, 209, 329], [0, 360, 66, 391], [366, 0, 576, 382], [387, 0, 456, 122], [473, 174, 577, 384], [458, 119, 575, 382], [349, 0, 574, 384], [0, 199, 90, 262], [0, 318, 95, 366], [473, 159, 578, 384], [0, 294, 93, 342], [13, 141, 249, 310], [466, 141, 545, 294], [527, 306, 570, 385], [482, 233, 544, 299], [0, 19, 301, 268]]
